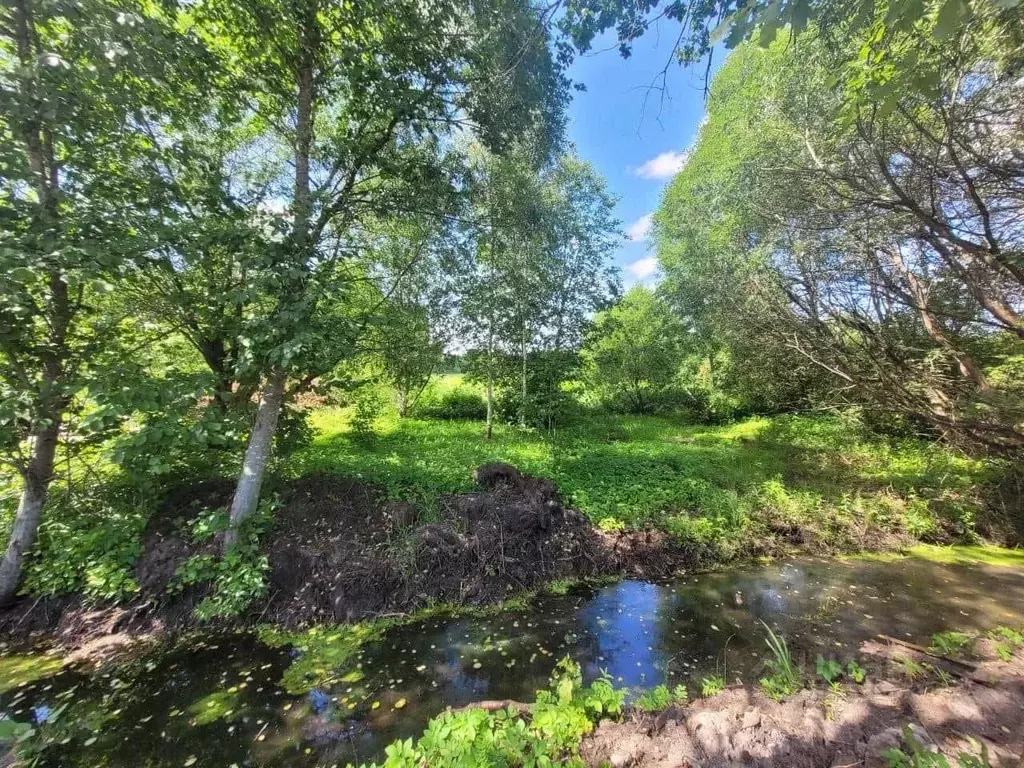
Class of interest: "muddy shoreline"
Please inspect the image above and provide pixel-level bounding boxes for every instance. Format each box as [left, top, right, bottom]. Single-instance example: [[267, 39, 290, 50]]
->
[[581, 637, 1024, 767], [0, 462, 917, 656]]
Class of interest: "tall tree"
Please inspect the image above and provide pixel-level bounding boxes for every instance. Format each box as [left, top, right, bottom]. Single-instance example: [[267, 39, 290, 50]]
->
[[462, 147, 620, 431], [656, 18, 1024, 451], [189, 0, 568, 545], [557, 0, 1020, 107], [0, 0, 213, 603], [584, 287, 683, 413]]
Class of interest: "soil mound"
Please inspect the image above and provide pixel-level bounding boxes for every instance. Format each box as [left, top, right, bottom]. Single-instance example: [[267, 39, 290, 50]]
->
[[0, 464, 704, 647], [262, 465, 626, 625], [133, 478, 235, 595]]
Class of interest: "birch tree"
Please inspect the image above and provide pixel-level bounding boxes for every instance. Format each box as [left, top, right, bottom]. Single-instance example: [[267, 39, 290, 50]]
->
[[0, 0, 213, 603], [190, 0, 568, 546]]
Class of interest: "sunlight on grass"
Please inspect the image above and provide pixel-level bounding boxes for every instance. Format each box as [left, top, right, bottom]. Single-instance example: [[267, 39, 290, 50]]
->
[[288, 409, 998, 556], [908, 545, 1024, 569], [0, 653, 64, 694]]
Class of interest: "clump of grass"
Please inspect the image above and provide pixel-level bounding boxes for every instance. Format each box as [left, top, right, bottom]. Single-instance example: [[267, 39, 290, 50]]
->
[[634, 684, 688, 712], [758, 621, 801, 701], [700, 675, 725, 698], [988, 626, 1024, 662], [923, 663, 954, 687], [546, 579, 576, 596], [929, 631, 974, 659], [894, 657, 927, 681], [823, 681, 846, 721]]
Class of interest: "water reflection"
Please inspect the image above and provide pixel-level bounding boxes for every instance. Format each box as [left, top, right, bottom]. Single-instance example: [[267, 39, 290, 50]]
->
[[4, 556, 1023, 766]]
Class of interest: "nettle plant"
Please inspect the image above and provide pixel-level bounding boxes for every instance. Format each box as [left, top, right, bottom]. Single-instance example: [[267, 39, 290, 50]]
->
[[363, 658, 623, 768], [169, 496, 279, 620]]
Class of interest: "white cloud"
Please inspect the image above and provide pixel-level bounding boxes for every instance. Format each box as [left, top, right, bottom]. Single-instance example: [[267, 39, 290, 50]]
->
[[634, 150, 690, 180], [626, 213, 653, 242], [627, 256, 658, 280]]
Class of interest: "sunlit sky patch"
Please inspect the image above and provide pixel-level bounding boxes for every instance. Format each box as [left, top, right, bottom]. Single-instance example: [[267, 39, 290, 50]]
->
[[566, 27, 722, 286]]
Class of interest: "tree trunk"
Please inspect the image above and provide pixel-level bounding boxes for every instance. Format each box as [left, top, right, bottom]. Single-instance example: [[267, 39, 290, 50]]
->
[[1, 0, 67, 605], [224, 368, 286, 550], [0, 424, 59, 605], [519, 318, 527, 428], [485, 329, 494, 440], [887, 246, 990, 391], [224, 14, 315, 549]]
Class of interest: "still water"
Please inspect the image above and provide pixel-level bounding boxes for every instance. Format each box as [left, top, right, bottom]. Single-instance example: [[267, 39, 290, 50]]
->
[[3, 556, 1024, 766]]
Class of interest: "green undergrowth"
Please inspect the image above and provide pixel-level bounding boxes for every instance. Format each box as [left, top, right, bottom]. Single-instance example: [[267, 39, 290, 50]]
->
[[2, 406, 1013, 610], [352, 658, 624, 768], [634, 683, 688, 711], [0, 653, 64, 694], [292, 409, 1001, 558]]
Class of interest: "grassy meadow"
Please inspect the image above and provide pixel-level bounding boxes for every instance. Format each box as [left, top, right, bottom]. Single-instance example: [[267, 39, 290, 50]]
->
[[289, 375, 1000, 559]]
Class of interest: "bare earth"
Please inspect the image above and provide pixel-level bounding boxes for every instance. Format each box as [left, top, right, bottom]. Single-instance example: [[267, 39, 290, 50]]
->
[[582, 639, 1024, 768]]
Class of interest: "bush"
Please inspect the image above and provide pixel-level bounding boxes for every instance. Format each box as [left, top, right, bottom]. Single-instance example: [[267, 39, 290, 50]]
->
[[358, 658, 623, 768], [168, 497, 278, 620], [22, 484, 149, 602], [415, 387, 488, 421]]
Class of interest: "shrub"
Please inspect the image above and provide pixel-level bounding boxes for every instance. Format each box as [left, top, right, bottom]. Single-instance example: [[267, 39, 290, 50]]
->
[[168, 497, 277, 620], [358, 657, 623, 768], [415, 387, 488, 420], [22, 485, 148, 602], [350, 386, 386, 440]]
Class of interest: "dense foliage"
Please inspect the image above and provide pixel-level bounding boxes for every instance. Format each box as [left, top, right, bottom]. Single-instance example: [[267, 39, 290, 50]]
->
[[2, 0, 1021, 628], [654, 10, 1024, 453], [357, 658, 623, 768]]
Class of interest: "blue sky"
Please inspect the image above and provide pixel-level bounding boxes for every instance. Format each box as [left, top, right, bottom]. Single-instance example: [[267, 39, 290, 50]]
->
[[565, 27, 722, 286]]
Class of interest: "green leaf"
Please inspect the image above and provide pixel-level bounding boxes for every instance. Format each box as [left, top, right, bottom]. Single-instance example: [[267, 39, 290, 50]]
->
[[789, 0, 811, 36], [933, 0, 968, 40], [0, 720, 32, 740], [758, 0, 783, 48], [709, 5, 751, 46], [9, 267, 35, 283]]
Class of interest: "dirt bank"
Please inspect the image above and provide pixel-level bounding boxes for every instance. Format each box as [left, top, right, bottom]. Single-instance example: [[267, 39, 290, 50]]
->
[[0, 463, 708, 652], [582, 637, 1024, 768]]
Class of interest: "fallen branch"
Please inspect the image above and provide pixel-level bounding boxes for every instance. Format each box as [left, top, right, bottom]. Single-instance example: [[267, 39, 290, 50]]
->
[[877, 634, 979, 669], [453, 699, 531, 716]]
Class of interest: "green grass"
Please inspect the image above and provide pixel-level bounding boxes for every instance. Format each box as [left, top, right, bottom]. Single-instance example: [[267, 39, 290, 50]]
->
[[5, 397, 1014, 607], [289, 407, 999, 556], [0, 653, 64, 694], [906, 545, 1024, 568]]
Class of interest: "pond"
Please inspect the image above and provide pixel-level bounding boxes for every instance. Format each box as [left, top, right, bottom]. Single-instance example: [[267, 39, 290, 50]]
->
[[3, 555, 1024, 767]]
